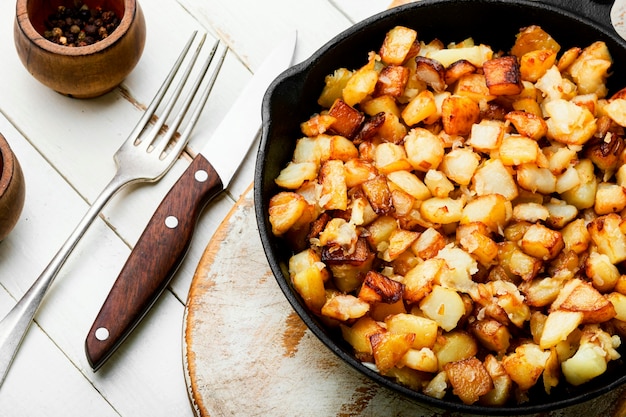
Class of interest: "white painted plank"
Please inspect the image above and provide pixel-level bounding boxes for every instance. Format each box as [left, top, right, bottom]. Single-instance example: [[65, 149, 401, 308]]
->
[[0, 113, 193, 416], [177, 0, 354, 70], [0, 287, 120, 417], [332, 0, 394, 22]]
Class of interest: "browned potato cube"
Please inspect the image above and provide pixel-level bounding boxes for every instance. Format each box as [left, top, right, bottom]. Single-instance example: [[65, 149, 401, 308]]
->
[[520, 49, 557, 82], [323, 237, 375, 293], [341, 316, 385, 358], [401, 89, 437, 126], [557, 46, 582, 72], [319, 160, 348, 211], [517, 163, 557, 195], [520, 223, 564, 261], [483, 56, 523, 96], [419, 197, 465, 225], [512, 97, 543, 117], [367, 215, 397, 250], [444, 59, 477, 85], [585, 251, 620, 292], [404, 127, 445, 172], [353, 114, 385, 146], [539, 310, 584, 349], [456, 223, 498, 267], [454, 74, 495, 104], [441, 94, 481, 136], [501, 343, 550, 391], [414, 56, 446, 92], [472, 159, 519, 201], [327, 99, 365, 139], [498, 241, 542, 282], [588, 213, 626, 264], [460, 193, 512, 233], [379, 25, 418, 65], [321, 294, 370, 321], [433, 330, 478, 370], [505, 110, 548, 140], [374, 142, 411, 174], [585, 134, 624, 174], [568, 41, 612, 97], [469, 120, 505, 153], [370, 331, 416, 374], [499, 135, 540, 166], [390, 189, 415, 218], [510, 25, 561, 58], [440, 147, 480, 185], [289, 249, 328, 314], [544, 99, 597, 146], [343, 158, 377, 188], [420, 286, 467, 331], [358, 270, 405, 304], [481, 355, 512, 406], [370, 299, 407, 322], [383, 228, 420, 261], [444, 357, 493, 405], [594, 182, 626, 215], [274, 162, 318, 190], [399, 347, 438, 373], [411, 227, 446, 259], [361, 174, 393, 215], [386, 313, 439, 349], [318, 68, 353, 108], [375, 65, 409, 97], [551, 278, 616, 323], [387, 170, 431, 200], [607, 292, 626, 321], [268, 192, 311, 235], [360, 95, 401, 117], [343, 57, 379, 106], [300, 113, 336, 137], [424, 169, 455, 198], [403, 258, 445, 304], [470, 319, 511, 353]]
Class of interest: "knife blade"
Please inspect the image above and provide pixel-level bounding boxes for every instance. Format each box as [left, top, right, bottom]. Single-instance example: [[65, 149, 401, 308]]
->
[[85, 32, 297, 371]]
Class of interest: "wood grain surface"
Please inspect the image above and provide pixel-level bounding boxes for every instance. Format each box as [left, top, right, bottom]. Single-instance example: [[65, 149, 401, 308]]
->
[[183, 188, 626, 417]]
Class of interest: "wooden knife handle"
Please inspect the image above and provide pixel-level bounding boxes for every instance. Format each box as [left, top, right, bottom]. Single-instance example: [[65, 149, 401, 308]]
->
[[85, 154, 223, 370]]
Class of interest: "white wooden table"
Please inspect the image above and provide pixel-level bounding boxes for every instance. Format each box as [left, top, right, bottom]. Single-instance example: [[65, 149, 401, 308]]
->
[[0, 1, 390, 415]]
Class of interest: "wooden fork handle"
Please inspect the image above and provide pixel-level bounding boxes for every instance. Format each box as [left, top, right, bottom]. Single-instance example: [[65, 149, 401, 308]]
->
[[85, 154, 223, 371]]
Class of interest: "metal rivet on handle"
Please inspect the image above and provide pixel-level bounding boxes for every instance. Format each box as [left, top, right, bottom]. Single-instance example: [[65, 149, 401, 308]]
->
[[95, 327, 110, 341], [165, 216, 179, 229], [195, 169, 208, 182]]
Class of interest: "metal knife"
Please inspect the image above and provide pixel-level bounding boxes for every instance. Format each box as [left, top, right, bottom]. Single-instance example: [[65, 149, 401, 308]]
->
[[85, 32, 297, 371]]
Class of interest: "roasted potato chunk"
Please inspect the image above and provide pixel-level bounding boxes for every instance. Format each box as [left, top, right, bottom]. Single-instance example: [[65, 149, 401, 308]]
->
[[483, 56, 523, 96], [380, 26, 418, 65], [445, 357, 493, 405], [327, 99, 365, 139]]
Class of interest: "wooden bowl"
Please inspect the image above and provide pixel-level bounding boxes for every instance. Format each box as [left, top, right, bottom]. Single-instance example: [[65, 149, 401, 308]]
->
[[0, 133, 25, 241], [13, 0, 146, 98]]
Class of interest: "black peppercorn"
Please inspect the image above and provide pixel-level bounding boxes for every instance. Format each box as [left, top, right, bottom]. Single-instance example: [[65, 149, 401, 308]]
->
[[43, 2, 120, 47]]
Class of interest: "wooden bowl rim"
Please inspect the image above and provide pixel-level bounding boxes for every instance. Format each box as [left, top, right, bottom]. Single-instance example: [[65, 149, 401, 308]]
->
[[0, 134, 16, 198], [15, 0, 138, 56]]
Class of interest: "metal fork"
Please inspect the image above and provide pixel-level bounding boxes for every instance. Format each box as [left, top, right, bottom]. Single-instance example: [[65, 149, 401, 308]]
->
[[0, 31, 226, 387]]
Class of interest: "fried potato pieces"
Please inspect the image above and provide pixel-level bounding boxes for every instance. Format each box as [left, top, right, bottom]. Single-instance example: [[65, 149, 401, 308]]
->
[[270, 24, 626, 405]]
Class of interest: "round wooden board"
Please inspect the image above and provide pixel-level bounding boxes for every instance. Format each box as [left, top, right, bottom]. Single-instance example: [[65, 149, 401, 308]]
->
[[183, 187, 626, 417]]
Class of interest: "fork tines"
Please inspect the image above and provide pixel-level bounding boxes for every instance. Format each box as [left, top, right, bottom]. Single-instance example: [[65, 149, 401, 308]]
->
[[130, 31, 228, 159]]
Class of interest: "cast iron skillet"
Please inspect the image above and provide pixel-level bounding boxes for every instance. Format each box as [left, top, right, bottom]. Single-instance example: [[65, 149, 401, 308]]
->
[[255, 0, 626, 414]]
